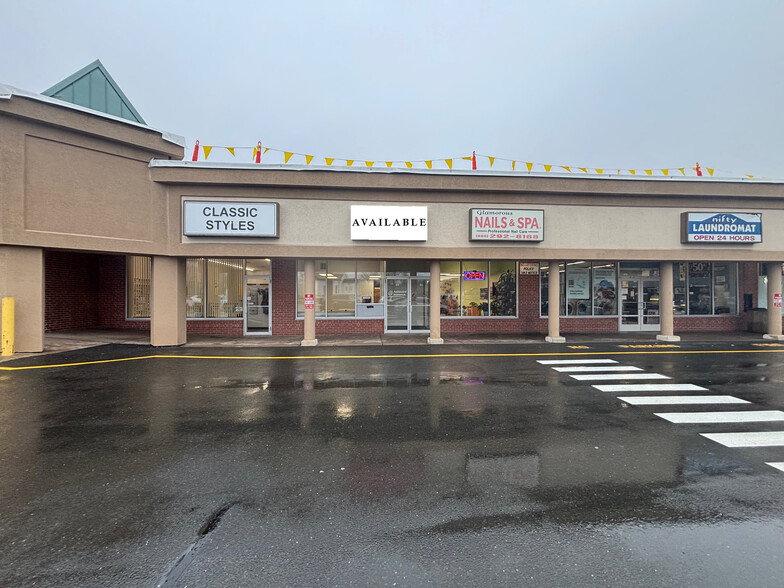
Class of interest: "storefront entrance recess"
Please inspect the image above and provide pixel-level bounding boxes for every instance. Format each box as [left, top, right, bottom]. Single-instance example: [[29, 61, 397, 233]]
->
[[244, 276, 270, 335], [619, 263, 660, 332], [385, 277, 430, 333]]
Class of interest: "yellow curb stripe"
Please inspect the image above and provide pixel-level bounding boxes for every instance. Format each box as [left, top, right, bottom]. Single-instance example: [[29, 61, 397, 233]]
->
[[2, 348, 784, 371]]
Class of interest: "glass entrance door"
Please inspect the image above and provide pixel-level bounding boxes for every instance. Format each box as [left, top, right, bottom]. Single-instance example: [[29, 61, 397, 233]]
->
[[385, 277, 430, 333], [620, 277, 660, 331], [244, 277, 271, 335]]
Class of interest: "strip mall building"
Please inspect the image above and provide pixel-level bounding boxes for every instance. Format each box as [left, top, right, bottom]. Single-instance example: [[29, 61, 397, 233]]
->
[[2, 66, 784, 351]]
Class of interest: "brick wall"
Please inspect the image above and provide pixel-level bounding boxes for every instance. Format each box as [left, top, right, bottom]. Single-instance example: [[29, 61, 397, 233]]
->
[[44, 250, 100, 331], [98, 254, 150, 331]]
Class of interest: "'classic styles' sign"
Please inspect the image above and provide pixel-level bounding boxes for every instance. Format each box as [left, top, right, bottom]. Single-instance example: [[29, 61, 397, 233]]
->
[[681, 212, 762, 243], [470, 209, 544, 241], [350, 205, 428, 241], [183, 201, 279, 237]]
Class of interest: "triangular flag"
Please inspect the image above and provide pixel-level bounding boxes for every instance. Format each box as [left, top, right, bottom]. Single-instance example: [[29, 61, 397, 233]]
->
[[662, 169, 669, 176], [405, 162, 413, 168], [305, 155, 314, 165], [284, 152, 293, 163], [346, 160, 354, 166], [202, 145, 213, 159], [226, 147, 235, 156], [707, 168, 714, 176], [746, 174, 754, 178], [511, 161, 516, 171], [578, 167, 587, 173], [629, 170, 637, 175], [386, 161, 393, 168], [645, 170, 653, 176], [264, 148, 270, 153], [462, 156, 472, 160], [325, 158, 334, 166], [678, 168, 685, 175], [365, 161, 374, 167], [562, 166, 571, 172], [526, 162, 533, 172], [252, 147, 257, 160], [425, 160, 433, 169], [488, 157, 495, 167], [544, 164, 552, 172], [595, 168, 603, 174], [445, 159, 453, 170]]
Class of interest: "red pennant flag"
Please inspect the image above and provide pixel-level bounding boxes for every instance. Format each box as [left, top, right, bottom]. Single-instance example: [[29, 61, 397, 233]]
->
[[472, 150, 477, 170], [192, 140, 200, 162], [255, 141, 262, 164], [695, 162, 702, 177]]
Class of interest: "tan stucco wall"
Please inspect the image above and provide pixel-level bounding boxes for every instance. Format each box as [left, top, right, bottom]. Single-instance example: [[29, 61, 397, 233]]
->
[[0, 246, 44, 352]]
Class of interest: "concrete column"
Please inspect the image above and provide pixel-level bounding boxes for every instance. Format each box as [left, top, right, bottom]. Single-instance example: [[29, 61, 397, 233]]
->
[[657, 261, 680, 342], [546, 261, 565, 343], [0, 246, 44, 352], [428, 260, 443, 344], [764, 261, 784, 340], [301, 259, 318, 346], [150, 256, 186, 347]]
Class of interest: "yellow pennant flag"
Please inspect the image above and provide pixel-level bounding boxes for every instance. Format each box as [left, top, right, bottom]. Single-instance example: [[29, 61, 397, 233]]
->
[[662, 169, 669, 176], [488, 157, 495, 167], [512, 161, 516, 171], [202, 145, 213, 159], [325, 158, 334, 166], [544, 164, 552, 172], [578, 167, 587, 173], [595, 168, 603, 174], [252, 147, 257, 160], [645, 170, 653, 176], [226, 147, 235, 156], [462, 156, 472, 160], [562, 166, 571, 172], [405, 162, 413, 169], [386, 161, 393, 168], [678, 168, 685, 175], [425, 160, 433, 169], [629, 170, 637, 175], [365, 161, 374, 167], [445, 159, 453, 170], [284, 152, 293, 163], [264, 148, 270, 154], [707, 168, 715, 176], [526, 162, 533, 172], [346, 160, 354, 167], [305, 155, 314, 165], [746, 174, 755, 178]]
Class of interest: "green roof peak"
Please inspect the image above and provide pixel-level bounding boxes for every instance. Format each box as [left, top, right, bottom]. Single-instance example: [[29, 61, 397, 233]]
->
[[42, 59, 145, 124]]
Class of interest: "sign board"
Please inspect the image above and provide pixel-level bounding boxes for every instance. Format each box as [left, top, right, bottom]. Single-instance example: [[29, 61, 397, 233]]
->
[[470, 209, 544, 241], [566, 267, 590, 298], [775, 293, 782, 308], [304, 293, 314, 310], [350, 205, 428, 241], [681, 212, 762, 243], [463, 271, 486, 281], [183, 201, 278, 237], [519, 262, 540, 275]]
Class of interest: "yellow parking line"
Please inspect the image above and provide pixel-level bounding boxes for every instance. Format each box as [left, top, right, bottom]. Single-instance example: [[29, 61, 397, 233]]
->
[[2, 347, 784, 371]]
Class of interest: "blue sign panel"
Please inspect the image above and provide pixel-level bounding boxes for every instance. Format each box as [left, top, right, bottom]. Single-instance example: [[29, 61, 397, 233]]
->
[[683, 212, 762, 243]]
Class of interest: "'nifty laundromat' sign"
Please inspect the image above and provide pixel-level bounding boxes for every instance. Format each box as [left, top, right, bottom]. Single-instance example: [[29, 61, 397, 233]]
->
[[183, 201, 279, 237], [681, 212, 762, 243]]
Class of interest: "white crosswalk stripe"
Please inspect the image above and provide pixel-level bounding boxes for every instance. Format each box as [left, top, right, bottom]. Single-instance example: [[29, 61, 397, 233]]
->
[[537, 359, 617, 365], [767, 463, 784, 472], [655, 410, 784, 424], [700, 432, 784, 447], [572, 373, 669, 381], [552, 366, 642, 372], [594, 383, 707, 392], [618, 395, 750, 405]]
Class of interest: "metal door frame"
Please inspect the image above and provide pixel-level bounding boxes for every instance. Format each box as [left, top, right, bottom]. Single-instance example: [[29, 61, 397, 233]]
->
[[244, 275, 271, 336], [619, 273, 660, 332], [384, 276, 430, 333]]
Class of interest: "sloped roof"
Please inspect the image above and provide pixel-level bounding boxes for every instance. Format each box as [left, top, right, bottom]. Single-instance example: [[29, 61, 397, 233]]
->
[[42, 59, 145, 124]]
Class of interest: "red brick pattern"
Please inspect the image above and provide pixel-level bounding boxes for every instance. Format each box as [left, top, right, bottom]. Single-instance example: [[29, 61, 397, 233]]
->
[[44, 251, 100, 331]]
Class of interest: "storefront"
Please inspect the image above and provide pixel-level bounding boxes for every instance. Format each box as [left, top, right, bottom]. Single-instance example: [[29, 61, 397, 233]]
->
[[2, 79, 784, 351]]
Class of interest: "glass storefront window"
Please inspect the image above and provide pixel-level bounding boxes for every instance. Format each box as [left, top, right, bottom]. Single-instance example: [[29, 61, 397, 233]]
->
[[438, 261, 517, 317], [566, 261, 591, 316], [356, 260, 383, 304], [489, 261, 517, 316], [245, 258, 270, 275], [205, 258, 244, 318], [439, 261, 461, 316], [592, 262, 617, 315], [327, 260, 356, 316], [541, 262, 617, 317], [713, 262, 736, 314], [186, 258, 205, 318], [687, 262, 712, 315], [461, 260, 488, 316], [673, 262, 738, 316], [673, 263, 686, 315], [297, 260, 384, 318], [126, 255, 151, 318]]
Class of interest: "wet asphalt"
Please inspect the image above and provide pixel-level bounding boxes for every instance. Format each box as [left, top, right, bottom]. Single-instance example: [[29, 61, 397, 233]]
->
[[1, 342, 784, 587]]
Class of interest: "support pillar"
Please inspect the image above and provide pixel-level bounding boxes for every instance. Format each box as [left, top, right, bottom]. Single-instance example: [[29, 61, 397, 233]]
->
[[301, 259, 318, 346], [150, 256, 187, 347], [428, 260, 443, 344], [657, 261, 680, 342], [546, 261, 565, 343], [763, 261, 784, 340], [0, 246, 44, 352]]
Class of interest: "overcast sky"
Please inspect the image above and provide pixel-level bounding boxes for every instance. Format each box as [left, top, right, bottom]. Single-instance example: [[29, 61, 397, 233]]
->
[[3, 0, 784, 177]]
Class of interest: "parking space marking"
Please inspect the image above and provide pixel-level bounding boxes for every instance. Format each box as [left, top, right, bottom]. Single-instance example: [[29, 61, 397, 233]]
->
[[619, 395, 750, 405], [552, 366, 642, 372], [572, 373, 669, 381], [594, 383, 708, 392], [700, 432, 784, 447], [655, 410, 784, 424]]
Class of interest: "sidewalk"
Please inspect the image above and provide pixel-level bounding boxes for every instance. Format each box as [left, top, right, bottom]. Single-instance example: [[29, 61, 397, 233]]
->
[[0, 328, 770, 363]]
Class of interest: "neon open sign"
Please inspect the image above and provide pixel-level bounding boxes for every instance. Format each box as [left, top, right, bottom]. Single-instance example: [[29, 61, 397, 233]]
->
[[463, 271, 486, 280]]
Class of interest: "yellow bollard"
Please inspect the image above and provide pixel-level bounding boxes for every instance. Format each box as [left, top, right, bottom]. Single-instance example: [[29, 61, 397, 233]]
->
[[1, 297, 14, 356]]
